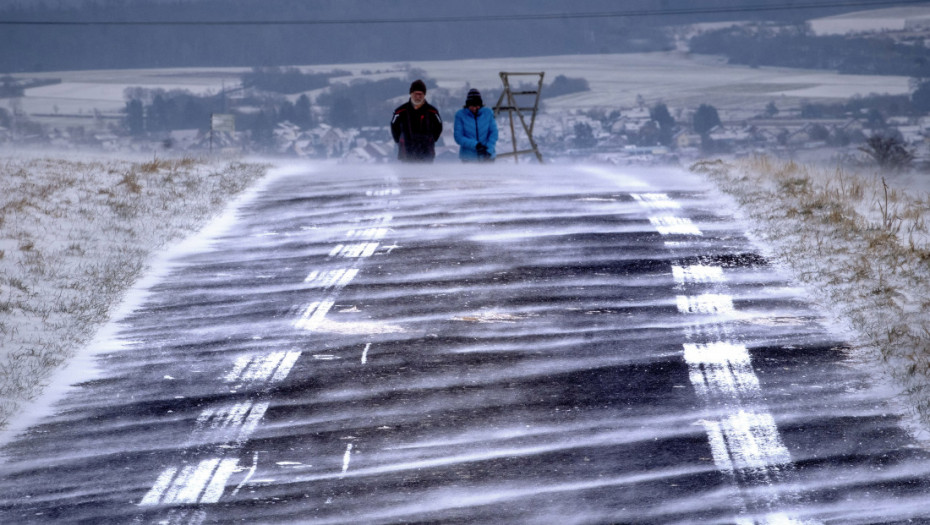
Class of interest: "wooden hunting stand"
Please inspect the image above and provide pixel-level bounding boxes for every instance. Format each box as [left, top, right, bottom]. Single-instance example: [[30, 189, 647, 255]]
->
[[493, 72, 544, 163]]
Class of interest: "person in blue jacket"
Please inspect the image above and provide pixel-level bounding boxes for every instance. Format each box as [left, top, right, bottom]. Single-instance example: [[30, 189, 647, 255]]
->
[[454, 89, 498, 162]]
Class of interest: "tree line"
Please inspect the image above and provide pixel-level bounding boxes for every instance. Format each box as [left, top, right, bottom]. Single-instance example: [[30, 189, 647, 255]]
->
[[0, 0, 668, 73], [120, 68, 593, 146], [689, 25, 930, 78], [0, 0, 877, 73]]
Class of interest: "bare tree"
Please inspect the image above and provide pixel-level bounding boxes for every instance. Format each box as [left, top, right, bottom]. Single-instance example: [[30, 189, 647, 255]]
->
[[859, 133, 914, 170]]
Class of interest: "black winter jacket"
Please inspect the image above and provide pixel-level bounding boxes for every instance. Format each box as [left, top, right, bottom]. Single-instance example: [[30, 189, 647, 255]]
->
[[390, 100, 443, 162]]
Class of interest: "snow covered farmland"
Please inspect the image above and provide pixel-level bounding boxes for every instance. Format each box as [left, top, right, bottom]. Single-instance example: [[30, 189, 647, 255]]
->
[[809, 6, 930, 36], [17, 51, 912, 128]]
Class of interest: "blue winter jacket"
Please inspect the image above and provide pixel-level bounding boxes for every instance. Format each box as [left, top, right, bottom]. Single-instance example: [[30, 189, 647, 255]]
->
[[454, 107, 498, 161]]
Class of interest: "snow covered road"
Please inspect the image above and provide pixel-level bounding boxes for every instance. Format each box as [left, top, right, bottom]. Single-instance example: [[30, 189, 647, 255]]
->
[[1, 163, 928, 524]]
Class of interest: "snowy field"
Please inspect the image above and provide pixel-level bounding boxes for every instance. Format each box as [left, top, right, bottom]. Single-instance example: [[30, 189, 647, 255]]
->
[[809, 5, 930, 35], [18, 51, 912, 127], [0, 150, 268, 430]]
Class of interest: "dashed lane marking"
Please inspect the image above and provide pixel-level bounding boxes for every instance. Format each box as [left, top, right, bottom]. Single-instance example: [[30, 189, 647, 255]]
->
[[190, 401, 270, 446], [634, 191, 819, 524], [342, 443, 353, 476], [140, 458, 239, 506], [141, 180, 400, 518], [295, 300, 336, 331], [304, 268, 360, 290], [649, 215, 703, 236], [684, 342, 760, 399], [329, 242, 380, 259], [676, 294, 735, 315], [224, 351, 301, 384], [672, 264, 726, 284], [700, 411, 793, 473], [631, 192, 681, 209]]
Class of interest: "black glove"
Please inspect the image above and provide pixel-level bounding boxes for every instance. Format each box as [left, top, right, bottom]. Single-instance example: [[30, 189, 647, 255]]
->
[[475, 143, 490, 158]]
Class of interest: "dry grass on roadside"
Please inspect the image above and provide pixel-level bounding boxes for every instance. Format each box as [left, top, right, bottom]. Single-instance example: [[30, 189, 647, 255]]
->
[[693, 156, 930, 436], [0, 154, 267, 430]]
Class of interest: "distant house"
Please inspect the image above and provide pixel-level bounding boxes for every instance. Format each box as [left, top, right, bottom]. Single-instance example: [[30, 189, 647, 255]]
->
[[345, 142, 392, 163], [898, 125, 924, 144], [320, 127, 347, 156], [598, 133, 629, 150], [707, 125, 752, 148], [674, 131, 702, 149]]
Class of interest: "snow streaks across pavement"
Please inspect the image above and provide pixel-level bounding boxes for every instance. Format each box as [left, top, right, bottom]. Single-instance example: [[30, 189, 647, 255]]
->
[[1, 163, 929, 524]]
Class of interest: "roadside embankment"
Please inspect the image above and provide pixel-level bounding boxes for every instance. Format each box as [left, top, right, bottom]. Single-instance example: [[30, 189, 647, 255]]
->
[[694, 156, 930, 440], [0, 152, 268, 429]]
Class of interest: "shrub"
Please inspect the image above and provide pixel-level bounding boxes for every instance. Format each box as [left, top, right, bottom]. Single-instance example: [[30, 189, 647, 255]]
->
[[859, 133, 914, 170]]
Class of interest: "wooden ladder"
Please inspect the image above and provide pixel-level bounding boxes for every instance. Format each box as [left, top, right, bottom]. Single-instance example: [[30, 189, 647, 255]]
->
[[493, 72, 544, 163]]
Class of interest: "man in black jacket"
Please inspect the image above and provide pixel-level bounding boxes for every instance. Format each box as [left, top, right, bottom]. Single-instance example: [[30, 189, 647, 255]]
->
[[390, 79, 443, 162]]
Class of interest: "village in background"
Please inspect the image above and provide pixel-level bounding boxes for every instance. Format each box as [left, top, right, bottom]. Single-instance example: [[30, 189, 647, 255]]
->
[[1, 7, 930, 169]]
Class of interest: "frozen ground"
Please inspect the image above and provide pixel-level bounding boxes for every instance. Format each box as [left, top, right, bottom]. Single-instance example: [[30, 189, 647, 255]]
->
[[0, 149, 268, 430]]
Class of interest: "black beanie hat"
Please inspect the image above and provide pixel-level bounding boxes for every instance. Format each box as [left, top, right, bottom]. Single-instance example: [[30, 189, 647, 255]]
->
[[409, 79, 427, 93], [465, 88, 483, 107]]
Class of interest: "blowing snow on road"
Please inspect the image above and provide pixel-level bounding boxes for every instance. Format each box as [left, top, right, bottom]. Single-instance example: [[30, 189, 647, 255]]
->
[[1, 161, 929, 524]]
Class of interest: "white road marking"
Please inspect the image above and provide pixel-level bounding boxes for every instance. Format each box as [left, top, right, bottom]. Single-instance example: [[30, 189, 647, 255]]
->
[[631, 193, 681, 209], [238, 402, 269, 444], [361, 343, 371, 364], [684, 342, 760, 398], [366, 188, 400, 197], [672, 264, 725, 284], [330, 242, 381, 258], [676, 294, 735, 315], [701, 411, 792, 472], [140, 467, 178, 506], [304, 268, 360, 290], [201, 459, 240, 503], [347, 227, 389, 241], [141, 182, 403, 517], [647, 196, 818, 523], [683, 321, 735, 343], [231, 452, 259, 497], [140, 458, 239, 506], [649, 216, 703, 236], [295, 300, 336, 330], [271, 351, 301, 382], [342, 443, 353, 475], [176, 459, 220, 504], [225, 351, 301, 384]]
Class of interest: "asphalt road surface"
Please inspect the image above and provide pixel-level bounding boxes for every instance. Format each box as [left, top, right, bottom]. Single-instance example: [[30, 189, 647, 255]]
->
[[2, 163, 930, 524]]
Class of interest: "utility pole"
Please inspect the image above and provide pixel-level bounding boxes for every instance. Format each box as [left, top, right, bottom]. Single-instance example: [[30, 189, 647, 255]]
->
[[493, 72, 544, 163]]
